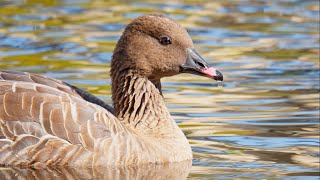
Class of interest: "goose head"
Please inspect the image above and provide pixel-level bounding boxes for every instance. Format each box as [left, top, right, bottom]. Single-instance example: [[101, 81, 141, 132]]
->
[[111, 14, 223, 82]]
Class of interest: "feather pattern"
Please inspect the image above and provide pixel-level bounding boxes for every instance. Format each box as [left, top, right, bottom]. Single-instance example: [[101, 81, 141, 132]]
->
[[0, 70, 192, 167]]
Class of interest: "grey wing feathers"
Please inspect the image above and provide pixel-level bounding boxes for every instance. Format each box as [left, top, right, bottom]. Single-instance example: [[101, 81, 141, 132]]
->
[[0, 70, 80, 97], [0, 70, 127, 166], [0, 70, 114, 112]]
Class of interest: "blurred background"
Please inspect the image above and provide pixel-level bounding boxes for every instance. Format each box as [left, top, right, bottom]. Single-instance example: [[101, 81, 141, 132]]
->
[[0, 0, 319, 179]]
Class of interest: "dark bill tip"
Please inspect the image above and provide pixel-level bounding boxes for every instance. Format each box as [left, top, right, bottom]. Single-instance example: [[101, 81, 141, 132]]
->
[[214, 70, 223, 81]]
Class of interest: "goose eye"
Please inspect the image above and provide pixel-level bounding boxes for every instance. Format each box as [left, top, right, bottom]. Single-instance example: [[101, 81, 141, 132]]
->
[[160, 36, 172, 45]]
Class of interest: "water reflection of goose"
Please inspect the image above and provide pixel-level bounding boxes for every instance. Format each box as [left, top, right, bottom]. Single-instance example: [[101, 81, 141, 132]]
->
[[0, 161, 192, 180]]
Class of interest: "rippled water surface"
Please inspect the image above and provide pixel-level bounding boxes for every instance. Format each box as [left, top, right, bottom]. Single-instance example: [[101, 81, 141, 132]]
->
[[0, 0, 319, 179]]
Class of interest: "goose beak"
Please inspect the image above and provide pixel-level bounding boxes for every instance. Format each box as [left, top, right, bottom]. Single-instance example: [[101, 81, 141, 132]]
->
[[180, 48, 223, 81]]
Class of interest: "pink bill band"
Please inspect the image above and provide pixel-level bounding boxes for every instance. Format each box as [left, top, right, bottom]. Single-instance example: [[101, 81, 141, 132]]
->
[[199, 67, 217, 78]]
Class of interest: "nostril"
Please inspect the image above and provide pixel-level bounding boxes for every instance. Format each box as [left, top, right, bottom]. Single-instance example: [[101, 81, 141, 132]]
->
[[195, 61, 205, 68]]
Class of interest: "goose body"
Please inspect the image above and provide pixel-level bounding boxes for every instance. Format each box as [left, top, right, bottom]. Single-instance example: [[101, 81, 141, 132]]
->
[[0, 14, 222, 168]]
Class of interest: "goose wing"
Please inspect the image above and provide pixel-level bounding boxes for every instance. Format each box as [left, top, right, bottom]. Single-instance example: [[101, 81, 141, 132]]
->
[[0, 70, 113, 112], [0, 70, 129, 166]]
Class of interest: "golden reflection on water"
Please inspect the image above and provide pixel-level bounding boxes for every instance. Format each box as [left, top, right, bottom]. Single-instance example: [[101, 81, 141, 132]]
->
[[0, 0, 319, 179]]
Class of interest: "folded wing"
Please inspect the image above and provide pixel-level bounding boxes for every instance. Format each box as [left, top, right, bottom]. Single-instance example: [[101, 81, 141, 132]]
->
[[0, 70, 130, 167]]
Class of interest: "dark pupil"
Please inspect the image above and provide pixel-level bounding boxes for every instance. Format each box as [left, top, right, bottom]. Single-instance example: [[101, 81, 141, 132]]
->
[[160, 36, 171, 45]]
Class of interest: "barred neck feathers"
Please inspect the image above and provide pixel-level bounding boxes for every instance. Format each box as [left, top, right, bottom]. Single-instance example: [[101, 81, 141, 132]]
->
[[111, 70, 176, 138]]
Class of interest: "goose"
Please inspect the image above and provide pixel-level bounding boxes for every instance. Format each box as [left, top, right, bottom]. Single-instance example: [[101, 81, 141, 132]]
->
[[0, 14, 223, 168]]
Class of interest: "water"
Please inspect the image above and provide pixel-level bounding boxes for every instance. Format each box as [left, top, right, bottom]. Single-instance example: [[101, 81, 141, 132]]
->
[[217, 80, 223, 88], [0, 0, 319, 179]]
